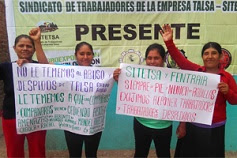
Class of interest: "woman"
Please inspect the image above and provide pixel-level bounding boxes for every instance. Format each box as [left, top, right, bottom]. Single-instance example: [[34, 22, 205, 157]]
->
[[0, 34, 46, 157], [29, 27, 102, 158], [160, 24, 237, 157], [113, 43, 172, 158]]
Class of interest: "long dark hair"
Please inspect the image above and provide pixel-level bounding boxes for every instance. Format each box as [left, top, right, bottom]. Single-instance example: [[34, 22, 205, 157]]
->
[[14, 34, 35, 48], [74, 42, 93, 55], [201, 42, 222, 56], [145, 43, 166, 60]]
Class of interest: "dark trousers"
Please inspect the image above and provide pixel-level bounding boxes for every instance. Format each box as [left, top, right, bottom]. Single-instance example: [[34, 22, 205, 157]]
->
[[175, 123, 225, 157], [133, 118, 172, 158], [64, 130, 102, 158]]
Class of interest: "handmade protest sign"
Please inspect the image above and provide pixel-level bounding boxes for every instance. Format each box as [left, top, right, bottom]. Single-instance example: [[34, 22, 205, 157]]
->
[[116, 63, 220, 125], [12, 63, 115, 135]]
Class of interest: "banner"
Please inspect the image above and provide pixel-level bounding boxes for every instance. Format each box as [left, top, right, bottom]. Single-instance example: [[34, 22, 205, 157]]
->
[[12, 63, 115, 135], [116, 63, 220, 125], [5, 0, 236, 74]]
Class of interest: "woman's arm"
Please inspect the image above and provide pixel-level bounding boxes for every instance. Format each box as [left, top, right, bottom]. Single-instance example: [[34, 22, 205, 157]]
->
[[29, 27, 49, 64], [222, 74, 237, 105], [160, 24, 201, 71], [176, 122, 186, 139], [113, 68, 121, 82]]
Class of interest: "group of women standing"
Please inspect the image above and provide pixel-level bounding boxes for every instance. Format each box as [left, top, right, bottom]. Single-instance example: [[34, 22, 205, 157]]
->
[[1, 24, 237, 158]]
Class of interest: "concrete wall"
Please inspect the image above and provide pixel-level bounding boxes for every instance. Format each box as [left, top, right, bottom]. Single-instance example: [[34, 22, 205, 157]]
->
[[0, 0, 9, 64]]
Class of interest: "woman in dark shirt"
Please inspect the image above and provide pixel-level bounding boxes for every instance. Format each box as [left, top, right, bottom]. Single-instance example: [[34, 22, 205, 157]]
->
[[0, 34, 46, 157]]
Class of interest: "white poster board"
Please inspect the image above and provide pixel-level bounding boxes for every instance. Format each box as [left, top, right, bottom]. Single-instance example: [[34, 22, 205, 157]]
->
[[13, 63, 115, 135], [116, 63, 220, 125]]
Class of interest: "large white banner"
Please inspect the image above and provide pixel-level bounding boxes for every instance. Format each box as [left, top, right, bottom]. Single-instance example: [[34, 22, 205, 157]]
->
[[116, 63, 220, 125], [13, 63, 115, 135]]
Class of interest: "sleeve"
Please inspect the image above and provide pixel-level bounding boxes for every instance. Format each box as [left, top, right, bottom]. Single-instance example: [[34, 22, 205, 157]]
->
[[164, 40, 202, 71], [225, 74, 237, 105]]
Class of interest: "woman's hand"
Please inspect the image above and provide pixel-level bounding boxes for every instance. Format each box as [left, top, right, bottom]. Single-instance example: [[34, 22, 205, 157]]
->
[[160, 24, 173, 42], [29, 27, 41, 42], [176, 122, 186, 139], [16, 59, 30, 66], [113, 68, 121, 82], [218, 82, 229, 95], [29, 27, 49, 64]]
